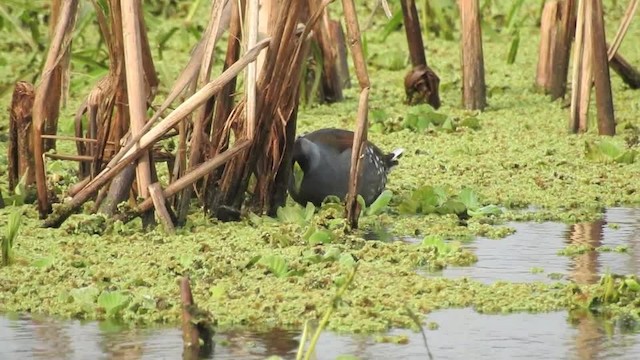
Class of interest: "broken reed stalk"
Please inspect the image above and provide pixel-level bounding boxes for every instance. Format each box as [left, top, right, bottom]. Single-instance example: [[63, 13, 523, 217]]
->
[[591, 0, 615, 136], [180, 277, 202, 359], [607, 0, 638, 61], [246, 0, 259, 140], [134, 141, 250, 217], [8, 81, 35, 191], [148, 183, 175, 233], [609, 46, 640, 89], [176, 0, 230, 225], [569, 0, 591, 133], [42, 40, 270, 228], [459, 0, 486, 110], [210, 3, 325, 220], [32, 0, 79, 218], [121, 0, 154, 204], [400, 0, 441, 108], [203, 0, 245, 214], [307, 3, 344, 102], [43, 0, 71, 152], [340, 0, 370, 228], [536, 0, 559, 92], [577, 0, 593, 132], [549, 0, 576, 100]]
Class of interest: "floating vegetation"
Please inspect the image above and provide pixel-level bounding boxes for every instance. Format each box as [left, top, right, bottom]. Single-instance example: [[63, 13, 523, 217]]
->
[[584, 138, 638, 164], [369, 105, 481, 135]]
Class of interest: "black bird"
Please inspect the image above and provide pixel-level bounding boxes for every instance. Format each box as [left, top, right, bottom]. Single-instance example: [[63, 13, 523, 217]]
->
[[288, 128, 403, 207]]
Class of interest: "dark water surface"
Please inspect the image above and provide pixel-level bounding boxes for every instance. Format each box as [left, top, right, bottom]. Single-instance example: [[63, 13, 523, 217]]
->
[[1, 208, 639, 359]]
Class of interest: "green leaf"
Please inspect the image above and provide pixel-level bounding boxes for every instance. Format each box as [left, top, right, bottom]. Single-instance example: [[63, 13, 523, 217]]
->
[[458, 188, 481, 210], [293, 161, 304, 193], [624, 277, 640, 292], [366, 190, 393, 215], [210, 284, 227, 299], [98, 291, 130, 317], [339, 253, 356, 268], [70, 286, 100, 308], [469, 204, 503, 217], [614, 149, 637, 164], [437, 200, 467, 215], [32, 257, 54, 269], [460, 117, 481, 130], [304, 202, 316, 222], [380, 7, 403, 41], [506, 32, 520, 64], [259, 255, 290, 278], [308, 230, 333, 245]]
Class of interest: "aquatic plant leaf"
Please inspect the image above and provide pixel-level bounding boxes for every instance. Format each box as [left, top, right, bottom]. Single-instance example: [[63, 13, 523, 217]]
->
[[293, 162, 304, 193], [70, 286, 100, 308], [506, 32, 520, 64], [244, 255, 262, 269], [458, 188, 481, 210], [441, 117, 455, 132], [323, 247, 342, 261], [304, 202, 316, 222], [437, 200, 467, 215], [468, 204, 503, 217], [276, 205, 305, 224], [614, 150, 637, 164], [339, 253, 356, 268], [210, 284, 227, 299], [379, 7, 403, 41], [32, 257, 54, 269], [259, 255, 290, 278], [624, 278, 640, 292], [308, 230, 333, 245], [460, 117, 481, 130], [366, 190, 393, 215], [584, 139, 635, 164], [98, 291, 130, 317]]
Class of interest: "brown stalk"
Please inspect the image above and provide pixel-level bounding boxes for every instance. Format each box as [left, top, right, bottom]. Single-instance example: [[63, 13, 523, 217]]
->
[[607, 0, 638, 61], [43, 39, 270, 228], [459, 0, 486, 110], [43, 0, 72, 152], [591, 0, 615, 136], [609, 46, 640, 89], [549, 0, 576, 100], [136, 141, 251, 216], [211, 3, 310, 219], [569, 0, 589, 133], [32, 0, 79, 217], [148, 183, 176, 233], [577, 0, 593, 133], [180, 276, 201, 358], [121, 0, 154, 203], [340, 0, 370, 228], [175, 0, 230, 224], [203, 0, 246, 214], [401, 0, 440, 108], [8, 81, 35, 191], [536, 0, 560, 92]]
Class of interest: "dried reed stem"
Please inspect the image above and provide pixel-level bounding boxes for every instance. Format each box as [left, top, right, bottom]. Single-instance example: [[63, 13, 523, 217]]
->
[[340, 0, 370, 228]]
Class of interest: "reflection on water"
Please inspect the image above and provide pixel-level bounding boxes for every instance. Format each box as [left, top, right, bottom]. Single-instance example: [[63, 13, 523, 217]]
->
[[1, 309, 639, 359], [1, 208, 639, 359], [434, 208, 640, 283]]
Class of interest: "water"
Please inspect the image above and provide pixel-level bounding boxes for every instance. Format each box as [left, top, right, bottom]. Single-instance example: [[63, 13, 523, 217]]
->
[[2, 208, 639, 359], [432, 207, 640, 284], [2, 310, 639, 359]]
